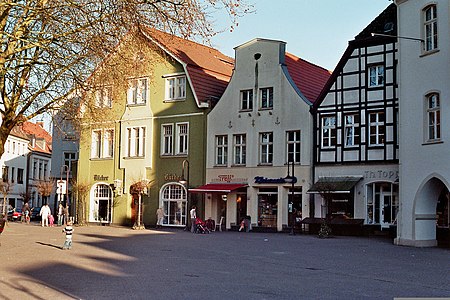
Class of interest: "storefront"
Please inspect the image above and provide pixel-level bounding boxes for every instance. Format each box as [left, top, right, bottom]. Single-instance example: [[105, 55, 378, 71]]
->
[[160, 183, 187, 227]]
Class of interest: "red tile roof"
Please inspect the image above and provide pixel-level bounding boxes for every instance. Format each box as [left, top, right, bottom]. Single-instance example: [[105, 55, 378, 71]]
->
[[141, 28, 234, 106], [20, 121, 52, 154], [285, 52, 331, 103]]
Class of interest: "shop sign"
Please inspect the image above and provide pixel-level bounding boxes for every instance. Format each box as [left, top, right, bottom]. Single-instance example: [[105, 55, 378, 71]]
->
[[254, 176, 297, 184], [164, 174, 182, 182], [364, 170, 399, 180], [94, 175, 109, 181], [211, 175, 248, 183]]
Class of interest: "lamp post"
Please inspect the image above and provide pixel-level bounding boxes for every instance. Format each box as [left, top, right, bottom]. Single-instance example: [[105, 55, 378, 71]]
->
[[284, 158, 296, 235], [179, 160, 190, 231]]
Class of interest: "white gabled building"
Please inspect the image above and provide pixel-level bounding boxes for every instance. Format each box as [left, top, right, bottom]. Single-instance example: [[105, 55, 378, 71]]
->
[[395, 0, 450, 247], [0, 126, 29, 212], [196, 38, 330, 231]]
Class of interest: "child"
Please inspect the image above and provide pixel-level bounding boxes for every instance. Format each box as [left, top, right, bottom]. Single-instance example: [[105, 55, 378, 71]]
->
[[49, 214, 54, 227], [62, 221, 74, 250]]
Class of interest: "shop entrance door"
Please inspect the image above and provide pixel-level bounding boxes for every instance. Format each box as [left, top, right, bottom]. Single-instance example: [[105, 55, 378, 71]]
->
[[236, 194, 247, 225], [380, 194, 392, 229]]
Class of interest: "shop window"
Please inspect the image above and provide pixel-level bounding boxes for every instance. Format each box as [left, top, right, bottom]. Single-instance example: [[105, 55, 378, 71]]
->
[[161, 184, 186, 226], [257, 188, 278, 228]]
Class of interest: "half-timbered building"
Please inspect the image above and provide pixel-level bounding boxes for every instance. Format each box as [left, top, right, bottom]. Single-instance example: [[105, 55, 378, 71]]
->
[[310, 4, 399, 231]]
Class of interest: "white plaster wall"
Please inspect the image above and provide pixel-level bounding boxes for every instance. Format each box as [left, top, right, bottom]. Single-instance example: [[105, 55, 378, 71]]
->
[[396, 0, 450, 246], [206, 38, 313, 230]]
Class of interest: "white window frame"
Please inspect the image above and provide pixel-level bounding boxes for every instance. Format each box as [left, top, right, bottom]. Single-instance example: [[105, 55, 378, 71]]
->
[[259, 132, 273, 165], [176, 123, 189, 155], [344, 114, 360, 148], [165, 75, 186, 101], [424, 4, 438, 52], [233, 134, 246, 166], [426, 93, 440, 141], [64, 152, 77, 172], [240, 89, 253, 111], [369, 111, 385, 146], [127, 78, 148, 105], [286, 130, 301, 163], [321, 116, 336, 148], [161, 124, 174, 156], [260, 87, 273, 109], [215, 135, 228, 166], [95, 86, 113, 108], [368, 65, 384, 87], [125, 126, 146, 158], [91, 129, 114, 159]]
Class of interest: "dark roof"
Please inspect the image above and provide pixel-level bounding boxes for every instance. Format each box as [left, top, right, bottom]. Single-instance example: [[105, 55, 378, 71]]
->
[[312, 3, 397, 111], [141, 27, 234, 106], [285, 52, 331, 103]]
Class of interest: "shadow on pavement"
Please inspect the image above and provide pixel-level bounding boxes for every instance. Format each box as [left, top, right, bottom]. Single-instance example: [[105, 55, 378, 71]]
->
[[36, 241, 63, 250]]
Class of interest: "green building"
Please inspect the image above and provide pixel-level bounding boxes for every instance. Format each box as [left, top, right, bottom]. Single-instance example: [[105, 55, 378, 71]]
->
[[77, 28, 233, 227]]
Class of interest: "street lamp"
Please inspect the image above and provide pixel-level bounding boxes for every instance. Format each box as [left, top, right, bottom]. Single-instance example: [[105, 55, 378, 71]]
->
[[284, 158, 296, 235], [179, 160, 190, 231]]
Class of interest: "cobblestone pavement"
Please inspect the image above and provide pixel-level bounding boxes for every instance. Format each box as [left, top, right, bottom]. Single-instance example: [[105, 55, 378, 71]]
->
[[0, 221, 449, 300]]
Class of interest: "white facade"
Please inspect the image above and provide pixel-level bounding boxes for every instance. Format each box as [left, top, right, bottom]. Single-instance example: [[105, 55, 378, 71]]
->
[[0, 132, 29, 211], [204, 39, 324, 231], [395, 0, 450, 246]]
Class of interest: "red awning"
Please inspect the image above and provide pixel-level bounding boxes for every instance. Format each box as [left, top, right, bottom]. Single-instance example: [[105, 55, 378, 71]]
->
[[189, 183, 247, 193]]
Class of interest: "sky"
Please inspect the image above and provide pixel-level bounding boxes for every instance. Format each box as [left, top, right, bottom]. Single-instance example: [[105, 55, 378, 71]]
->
[[210, 0, 392, 71]]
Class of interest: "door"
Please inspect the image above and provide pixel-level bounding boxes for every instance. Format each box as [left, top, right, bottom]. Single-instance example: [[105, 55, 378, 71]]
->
[[236, 194, 247, 225]]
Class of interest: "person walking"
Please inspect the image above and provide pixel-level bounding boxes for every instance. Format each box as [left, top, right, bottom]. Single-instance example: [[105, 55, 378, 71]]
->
[[40, 204, 51, 227], [22, 202, 31, 224], [189, 206, 196, 233], [156, 207, 164, 229], [62, 220, 74, 250], [57, 203, 64, 226]]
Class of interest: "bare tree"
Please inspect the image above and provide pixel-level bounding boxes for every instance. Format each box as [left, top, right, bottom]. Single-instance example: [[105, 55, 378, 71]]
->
[[36, 179, 54, 205], [0, 181, 12, 216], [71, 180, 90, 226], [0, 0, 251, 158], [130, 179, 151, 230]]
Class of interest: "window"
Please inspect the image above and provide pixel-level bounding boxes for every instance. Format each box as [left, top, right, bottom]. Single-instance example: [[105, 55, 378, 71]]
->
[[233, 134, 246, 165], [10, 167, 15, 183], [426, 93, 440, 141], [260, 87, 273, 109], [127, 78, 148, 105], [344, 114, 360, 147], [17, 168, 24, 184], [176, 123, 189, 155], [368, 65, 384, 87], [104, 129, 114, 158], [321, 116, 336, 148], [64, 152, 77, 172], [126, 127, 145, 157], [95, 86, 112, 108], [162, 124, 173, 156], [424, 5, 438, 51], [369, 112, 385, 146], [165, 76, 186, 100], [215, 135, 228, 166], [286, 130, 301, 163], [2, 166, 8, 182], [259, 132, 273, 164], [91, 129, 115, 159], [240, 89, 253, 110]]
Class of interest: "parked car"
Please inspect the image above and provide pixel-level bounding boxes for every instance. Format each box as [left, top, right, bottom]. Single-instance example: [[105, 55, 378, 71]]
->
[[30, 207, 41, 221], [7, 209, 22, 221]]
